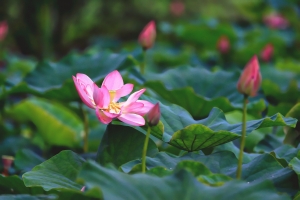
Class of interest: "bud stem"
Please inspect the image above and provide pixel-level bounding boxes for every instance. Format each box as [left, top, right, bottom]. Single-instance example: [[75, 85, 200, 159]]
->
[[80, 103, 89, 153], [142, 125, 151, 173], [140, 49, 146, 75], [236, 95, 248, 179]]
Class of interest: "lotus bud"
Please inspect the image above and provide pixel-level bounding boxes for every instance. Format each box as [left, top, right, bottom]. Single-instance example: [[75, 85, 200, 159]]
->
[[263, 13, 288, 29], [0, 21, 8, 41], [237, 56, 262, 97], [261, 43, 273, 62], [138, 21, 156, 50], [147, 103, 160, 126], [170, 1, 185, 16], [2, 155, 14, 176], [217, 35, 230, 54]]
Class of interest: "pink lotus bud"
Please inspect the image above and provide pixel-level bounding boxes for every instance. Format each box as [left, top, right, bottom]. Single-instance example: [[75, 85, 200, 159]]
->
[[170, 1, 185, 16], [146, 103, 160, 126], [0, 21, 8, 41], [81, 186, 85, 192], [2, 155, 14, 176], [261, 43, 274, 62], [217, 35, 230, 54], [263, 13, 288, 29], [237, 56, 262, 97], [138, 21, 156, 50]]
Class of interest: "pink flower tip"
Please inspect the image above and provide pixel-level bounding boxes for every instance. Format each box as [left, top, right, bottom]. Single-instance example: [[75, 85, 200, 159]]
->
[[263, 13, 288, 30], [237, 56, 262, 97], [138, 21, 156, 50], [0, 21, 8, 41], [146, 103, 160, 126], [217, 35, 230, 54], [170, 1, 185, 16], [260, 43, 274, 62]]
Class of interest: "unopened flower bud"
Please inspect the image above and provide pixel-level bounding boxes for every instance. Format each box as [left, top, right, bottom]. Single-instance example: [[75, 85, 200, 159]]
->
[[237, 56, 262, 97], [0, 21, 8, 41], [147, 103, 160, 126], [2, 155, 14, 176], [138, 21, 156, 50], [261, 43, 273, 62], [217, 35, 230, 54]]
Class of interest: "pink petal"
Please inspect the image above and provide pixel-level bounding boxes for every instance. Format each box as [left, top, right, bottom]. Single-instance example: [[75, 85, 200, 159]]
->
[[73, 76, 94, 109], [122, 102, 144, 113], [102, 70, 124, 90], [114, 83, 134, 102], [123, 88, 146, 107], [118, 113, 145, 126], [93, 84, 102, 106], [103, 110, 121, 118], [95, 108, 113, 124], [99, 85, 111, 108], [76, 73, 94, 86], [135, 100, 154, 115]]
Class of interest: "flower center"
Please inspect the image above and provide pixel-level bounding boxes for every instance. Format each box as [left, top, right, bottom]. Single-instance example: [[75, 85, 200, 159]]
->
[[102, 90, 121, 114], [107, 102, 121, 114]]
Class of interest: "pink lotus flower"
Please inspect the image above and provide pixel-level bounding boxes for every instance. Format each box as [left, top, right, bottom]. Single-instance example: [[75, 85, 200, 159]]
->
[[0, 21, 8, 41], [94, 71, 153, 126], [73, 73, 97, 109], [138, 21, 156, 50], [263, 13, 288, 29], [146, 103, 160, 126], [237, 56, 262, 97], [261, 43, 274, 62], [170, 1, 185, 16], [73, 70, 153, 126], [217, 35, 230, 54]]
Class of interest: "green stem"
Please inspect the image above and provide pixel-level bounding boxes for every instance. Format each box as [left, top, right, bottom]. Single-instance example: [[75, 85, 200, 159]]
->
[[142, 126, 151, 173], [140, 49, 146, 75], [80, 103, 89, 153], [236, 95, 248, 179]]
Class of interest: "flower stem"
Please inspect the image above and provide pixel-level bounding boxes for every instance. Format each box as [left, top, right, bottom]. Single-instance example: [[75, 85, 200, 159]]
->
[[236, 95, 248, 179], [80, 103, 89, 153], [140, 49, 146, 75], [142, 126, 151, 173]]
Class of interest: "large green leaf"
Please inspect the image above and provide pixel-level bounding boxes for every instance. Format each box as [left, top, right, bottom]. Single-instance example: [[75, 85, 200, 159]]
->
[[261, 66, 300, 104], [96, 124, 158, 167], [0, 136, 34, 157], [1, 51, 133, 101], [283, 103, 300, 147], [122, 151, 298, 195], [14, 149, 45, 172], [78, 160, 289, 200], [225, 110, 271, 152], [146, 99, 296, 151], [270, 145, 300, 167], [289, 157, 300, 187], [9, 97, 83, 147], [145, 66, 266, 119], [121, 151, 237, 174], [212, 142, 260, 164], [23, 150, 85, 191], [0, 194, 56, 200], [0, 175, 43, 194]]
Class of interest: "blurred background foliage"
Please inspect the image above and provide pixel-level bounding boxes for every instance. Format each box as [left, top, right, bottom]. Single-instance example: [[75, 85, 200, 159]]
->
[[0, 0, 299, 60]]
